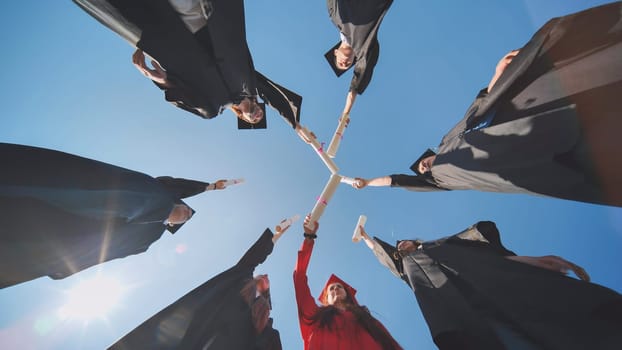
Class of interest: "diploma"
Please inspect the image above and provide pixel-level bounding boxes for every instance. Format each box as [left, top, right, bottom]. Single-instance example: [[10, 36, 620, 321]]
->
[[299, 126, 339, 174], [326, 114, 350, 158], [223, 178, 245, 187], [310, 174, 342, 223], [275, 214, 301, 233], [340, 176, 356, 185], [352, 215, 367, 243]]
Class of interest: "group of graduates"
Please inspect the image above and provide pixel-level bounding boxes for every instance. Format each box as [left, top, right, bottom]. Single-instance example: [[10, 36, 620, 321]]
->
[[2, 0, 622, 349]]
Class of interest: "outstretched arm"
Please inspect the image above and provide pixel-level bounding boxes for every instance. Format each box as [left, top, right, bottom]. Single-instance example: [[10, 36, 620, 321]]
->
[[352, 176, 392, 189], [506, 255, 590, 282], [236, 229, 275, 271], [487, 50, 520, 93], [342, 90, 357, 116]]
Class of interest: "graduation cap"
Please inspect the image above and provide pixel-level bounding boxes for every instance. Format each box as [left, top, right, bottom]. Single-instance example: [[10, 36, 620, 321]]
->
[[237, 102, 267, 129], [165, 206, 196, 234], [409, 148, 437, 175], [324, 42, 356, 77]]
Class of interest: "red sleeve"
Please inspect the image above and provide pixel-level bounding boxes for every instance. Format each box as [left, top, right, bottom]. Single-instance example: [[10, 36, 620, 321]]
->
[[293, 239, 319, 342]]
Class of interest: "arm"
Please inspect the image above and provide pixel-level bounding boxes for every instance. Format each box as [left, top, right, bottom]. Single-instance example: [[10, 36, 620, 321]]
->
[[293, 218, 320, 338], [341, 90, 357, 116], [349, 39, 379, 95], [235, 229, 275, 271], [506, 255, 590, 282], [255, 71, 302, 129], [352, 176, 392, 189], [358, 227, 405, 280], [487, 50, 520, 93], [155, 176, 210, 198]]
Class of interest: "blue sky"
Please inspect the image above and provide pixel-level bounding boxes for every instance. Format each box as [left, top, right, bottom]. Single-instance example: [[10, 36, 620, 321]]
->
[[1, 1, 620, 349]]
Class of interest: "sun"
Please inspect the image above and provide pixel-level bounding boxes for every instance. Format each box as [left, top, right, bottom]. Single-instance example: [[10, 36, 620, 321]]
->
[[58, 275, 125, 322]]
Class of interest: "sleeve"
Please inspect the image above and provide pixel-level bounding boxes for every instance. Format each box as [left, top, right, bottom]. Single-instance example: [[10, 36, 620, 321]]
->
[[371, 237, 405, 280], [372, 319, 404, 350], [255, 71, 302, 129], [153, 74, 220, 119], [293, 238, 320, 340], [349, 39, 379, 94], [389, 174, 448, 192], [155, 176, 209, 198], [439, 88, 489, 145], [475, 221, 516, 256], [235, 228, 275, 271]]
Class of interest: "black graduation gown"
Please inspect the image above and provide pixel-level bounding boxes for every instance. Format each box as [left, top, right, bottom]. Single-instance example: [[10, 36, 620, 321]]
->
[[371, 221, 622, 350], [0, 143, 207, 288], [326, 0, 393, 94], [393, 2, 622, 207], [108, 229, 282, 350], [74, 0, 301, 128]]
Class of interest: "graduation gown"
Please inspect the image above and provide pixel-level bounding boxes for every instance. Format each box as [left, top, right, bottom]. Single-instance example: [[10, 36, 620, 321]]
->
[[326, 0, 393, 94], [392, 2, 622, 207], [108, 229, 282, 350], [371, 221, 622, 350], [0, 143, 208, 288], [74, 0, 301, 127]]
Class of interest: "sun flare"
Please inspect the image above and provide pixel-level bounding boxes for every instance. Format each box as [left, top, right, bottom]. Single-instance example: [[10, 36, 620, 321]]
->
[[58, 275, 125, 321]]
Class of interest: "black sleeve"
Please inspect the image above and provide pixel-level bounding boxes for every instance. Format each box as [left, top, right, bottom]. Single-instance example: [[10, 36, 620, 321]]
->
[[371, 237, 405, 280], [390, 174, 448, 192], [475, 221, 516, 256], [153, 73, 220, 119], [155, 176, 209, 198], [350, 39, 379, 94], [236, 229, 275, 271], [255, 71, 302, 129]]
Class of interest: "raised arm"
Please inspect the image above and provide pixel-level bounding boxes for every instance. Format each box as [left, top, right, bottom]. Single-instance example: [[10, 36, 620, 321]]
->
[[506, 255, 590, 282], [235, 229, 275, 271], [293, 217, 320, 337], [351, 176, 392, 189]]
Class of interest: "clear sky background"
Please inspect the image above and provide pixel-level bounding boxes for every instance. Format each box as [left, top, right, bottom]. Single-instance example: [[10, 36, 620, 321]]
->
[[1, 1, 621, 349]]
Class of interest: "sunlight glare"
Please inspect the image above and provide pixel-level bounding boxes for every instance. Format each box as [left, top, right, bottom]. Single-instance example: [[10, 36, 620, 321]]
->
[[58, 275, 125, 321]]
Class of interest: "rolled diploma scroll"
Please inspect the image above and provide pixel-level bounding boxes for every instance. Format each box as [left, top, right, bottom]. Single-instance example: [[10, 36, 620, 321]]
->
[[223, 178, 245, 187], [310, 174, 342, 223], [340, 176, 356, 185], [299, 126, 339, 174], [326, 114, 349, 158], [352, 215, 367, 242], [275, 214, 301, 233]]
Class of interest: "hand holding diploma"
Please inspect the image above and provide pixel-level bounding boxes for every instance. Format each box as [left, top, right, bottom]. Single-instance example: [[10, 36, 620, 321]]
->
[[298, 126, 339, 174], [351, 215, 367, 243], [273, 214, 300, 243]]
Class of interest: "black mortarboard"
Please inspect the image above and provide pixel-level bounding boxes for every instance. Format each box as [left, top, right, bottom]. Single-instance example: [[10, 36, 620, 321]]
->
[[165, 206, 196, 234], [409, 149, 437, 175], [236, 102, 267, 130], [324, 42, 355, 77]]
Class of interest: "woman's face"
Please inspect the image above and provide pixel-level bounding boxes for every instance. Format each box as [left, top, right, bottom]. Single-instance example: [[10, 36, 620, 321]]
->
[[234, 97, 264, 124], [326, 283, 347, 305]]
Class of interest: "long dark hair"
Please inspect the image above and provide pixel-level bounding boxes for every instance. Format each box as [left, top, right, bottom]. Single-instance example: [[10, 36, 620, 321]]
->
[[309, 295, 401, 350]]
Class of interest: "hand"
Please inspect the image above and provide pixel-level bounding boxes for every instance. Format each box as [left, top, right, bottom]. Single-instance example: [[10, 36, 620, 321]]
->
[[214, 179, 227, 190], [507, 255, 590, 282], [352, 178, 368, 189], [132, 49, 168, 85], [303, 214, 319, 235], [295, 124, 315, 144], [487, 49, 520, 92], [359, 226, 375, 250]]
